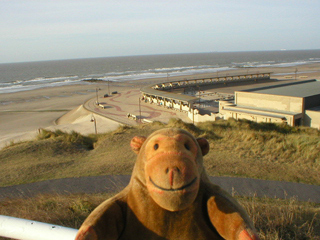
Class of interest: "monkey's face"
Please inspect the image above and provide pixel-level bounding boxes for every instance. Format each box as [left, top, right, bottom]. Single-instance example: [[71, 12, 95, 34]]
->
[[131, 128, 209, 212], [143, 132, 201, 211]]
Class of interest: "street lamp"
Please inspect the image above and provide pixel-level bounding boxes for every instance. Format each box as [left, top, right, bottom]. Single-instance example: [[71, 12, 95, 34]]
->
[[198, 85, 201, 108], [95, 87, 101, 105], [90, 115, 97, 134], [139, 97, 142, 123]]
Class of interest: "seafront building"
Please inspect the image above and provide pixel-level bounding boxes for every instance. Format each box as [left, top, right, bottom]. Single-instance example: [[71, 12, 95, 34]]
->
[[140, 74, 320, 129], [220, 80, 320, 129]]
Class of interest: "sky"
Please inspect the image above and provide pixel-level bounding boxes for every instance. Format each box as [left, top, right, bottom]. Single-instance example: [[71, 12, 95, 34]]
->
[[1, 0, 320, 63]]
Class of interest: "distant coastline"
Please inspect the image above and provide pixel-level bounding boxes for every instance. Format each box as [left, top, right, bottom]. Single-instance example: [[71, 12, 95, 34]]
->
[[1, 49, 320, 94]]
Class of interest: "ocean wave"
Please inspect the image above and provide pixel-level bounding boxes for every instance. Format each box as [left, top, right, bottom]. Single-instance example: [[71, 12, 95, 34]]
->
[[80, 58, 319, 83], [262, 61, 309, 68], [26, 75, 79, 83], [233, 60, 318, 68], [84, 65, 234, 82], [0, 77, 84, 94], [0, 84, 40, 94], [1, 56, 319, 94]]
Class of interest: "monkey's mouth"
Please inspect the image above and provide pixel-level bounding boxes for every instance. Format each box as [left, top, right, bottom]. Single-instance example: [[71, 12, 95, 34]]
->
[[149, 177, 198, 192]]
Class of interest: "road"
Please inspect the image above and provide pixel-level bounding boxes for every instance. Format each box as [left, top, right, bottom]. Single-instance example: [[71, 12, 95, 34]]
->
[[83, 88, 192, 126]]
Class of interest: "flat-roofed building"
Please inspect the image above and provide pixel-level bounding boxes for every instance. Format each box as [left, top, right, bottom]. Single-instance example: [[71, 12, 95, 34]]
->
[[141, 85, 198, 112], [220, 80, 320, 129], [141, 73, 272, 114]]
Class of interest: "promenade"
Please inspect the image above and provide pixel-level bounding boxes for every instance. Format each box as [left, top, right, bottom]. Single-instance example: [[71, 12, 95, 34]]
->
[[83, 88, 192, 126], [81, 77, 306, 127]]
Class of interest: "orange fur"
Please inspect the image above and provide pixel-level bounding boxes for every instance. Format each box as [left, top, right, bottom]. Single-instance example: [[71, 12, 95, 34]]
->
[[76, 128, 259, 240]]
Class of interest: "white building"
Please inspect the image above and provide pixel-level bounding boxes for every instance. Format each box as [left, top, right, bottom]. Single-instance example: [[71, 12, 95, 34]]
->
[[220, 80, 320, 129]]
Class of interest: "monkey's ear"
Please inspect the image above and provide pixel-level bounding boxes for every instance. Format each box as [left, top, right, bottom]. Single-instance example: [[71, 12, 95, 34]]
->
[[197, 138, 209, 156], [130, 136, 147, 154]]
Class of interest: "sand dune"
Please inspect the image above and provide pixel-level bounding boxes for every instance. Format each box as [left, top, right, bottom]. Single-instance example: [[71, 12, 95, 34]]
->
[[48, 105, 121, 135], [0, 105, 121, 149], [0, 83, 125, 149]]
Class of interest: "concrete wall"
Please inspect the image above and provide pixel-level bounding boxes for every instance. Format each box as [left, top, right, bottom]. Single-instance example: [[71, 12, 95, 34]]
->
[[220, 109, 291, 125], [187, 111, 220, 123], [181, 103, 190, 111], [219, 101, 296, 126], [235, 92, 303, 113], [144, 96, 158, 104], [143, 95, 191, 112], [230, 111, 291, 124], [305, 95, 320, 109], [173, 102, 181, 110], [305, 110, 320, 129]]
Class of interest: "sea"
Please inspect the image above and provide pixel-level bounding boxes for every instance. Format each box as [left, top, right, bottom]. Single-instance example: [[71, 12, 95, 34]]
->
[[1, 49, 320, 94]]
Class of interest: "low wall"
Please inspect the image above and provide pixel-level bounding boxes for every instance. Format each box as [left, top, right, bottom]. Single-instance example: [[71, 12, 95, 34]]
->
[[187, 111, 222, 123], [305, 109, 320, 129]]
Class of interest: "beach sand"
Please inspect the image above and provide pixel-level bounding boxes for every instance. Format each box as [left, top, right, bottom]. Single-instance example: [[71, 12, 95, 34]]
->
[[0, 84, 127, 149], [1, 62, 319, 149]]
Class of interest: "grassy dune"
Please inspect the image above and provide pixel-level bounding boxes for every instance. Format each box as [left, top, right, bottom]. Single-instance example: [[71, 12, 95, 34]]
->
[[0, 193, 319, 240], [1, 118, 319, 187], [0, 119, 320, 239]]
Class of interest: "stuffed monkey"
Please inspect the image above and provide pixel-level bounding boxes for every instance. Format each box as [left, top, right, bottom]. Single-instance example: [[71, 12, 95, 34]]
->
[[76, 128, 259, 240]]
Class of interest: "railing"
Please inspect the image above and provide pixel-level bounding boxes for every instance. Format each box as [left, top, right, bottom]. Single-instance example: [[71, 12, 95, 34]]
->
[[0, 215, 78, 240]]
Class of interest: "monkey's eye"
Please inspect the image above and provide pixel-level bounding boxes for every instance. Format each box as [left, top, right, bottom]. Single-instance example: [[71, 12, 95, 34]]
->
[[184, 143, 190, 151], [154, 143, 159, 150]]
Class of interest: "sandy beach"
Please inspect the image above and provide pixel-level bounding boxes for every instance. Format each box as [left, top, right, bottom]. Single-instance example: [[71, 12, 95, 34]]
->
[[1, 62, 319, 149]]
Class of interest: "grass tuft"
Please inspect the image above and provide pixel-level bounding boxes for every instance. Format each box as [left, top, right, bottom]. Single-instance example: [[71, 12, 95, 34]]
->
[[0, 119, 319, 187], [240, 195, 320, 240], [0, 194, 319, 240], [37, 128, 97, 150]]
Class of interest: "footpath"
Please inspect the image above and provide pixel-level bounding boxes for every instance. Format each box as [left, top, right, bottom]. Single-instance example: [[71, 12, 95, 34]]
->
[[82, 88, 192, 126], [0, 175, 319, 203]]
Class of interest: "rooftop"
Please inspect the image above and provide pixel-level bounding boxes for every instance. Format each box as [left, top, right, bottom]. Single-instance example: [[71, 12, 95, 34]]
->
[[141, 85, 197, 103], [241, 80, 320, 98]]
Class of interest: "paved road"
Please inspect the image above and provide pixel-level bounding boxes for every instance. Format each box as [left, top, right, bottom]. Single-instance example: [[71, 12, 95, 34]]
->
[[1, 175, 319, 203], [83, 88, 192, 126]]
